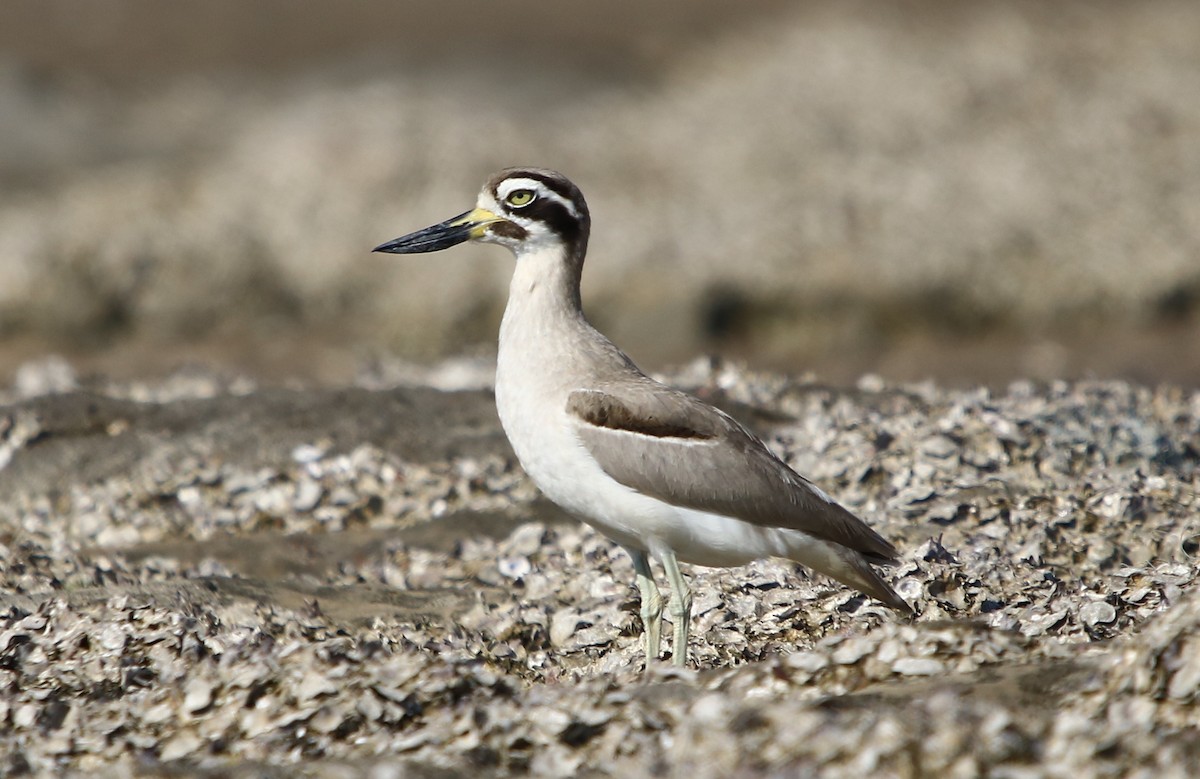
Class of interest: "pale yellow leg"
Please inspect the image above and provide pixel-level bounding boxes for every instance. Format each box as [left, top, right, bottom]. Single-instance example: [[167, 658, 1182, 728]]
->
[[660, 551, 692, 667], [628, 548, 663, 663]]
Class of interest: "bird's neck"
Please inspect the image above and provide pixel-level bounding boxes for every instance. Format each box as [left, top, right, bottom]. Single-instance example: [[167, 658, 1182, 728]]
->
[[504, 241, 586, 327], [498, 240, 600, 388]]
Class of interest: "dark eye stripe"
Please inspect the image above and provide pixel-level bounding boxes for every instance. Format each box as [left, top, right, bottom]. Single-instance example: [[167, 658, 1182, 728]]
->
[[526, 198, 583, 245]]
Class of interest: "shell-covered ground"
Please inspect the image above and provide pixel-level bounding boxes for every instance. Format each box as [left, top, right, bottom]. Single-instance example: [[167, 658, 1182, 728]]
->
[[1, 357, 1198, 776]]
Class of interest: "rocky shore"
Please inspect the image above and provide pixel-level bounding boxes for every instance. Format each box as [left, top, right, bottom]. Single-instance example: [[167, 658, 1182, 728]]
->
[[1, 358, 1197, 776]]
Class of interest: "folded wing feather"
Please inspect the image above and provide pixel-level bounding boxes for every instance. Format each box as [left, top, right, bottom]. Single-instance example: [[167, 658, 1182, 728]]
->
[[565, 382, 899, 565]]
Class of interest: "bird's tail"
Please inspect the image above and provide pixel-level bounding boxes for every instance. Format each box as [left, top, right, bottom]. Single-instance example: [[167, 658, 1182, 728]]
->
[[785, 533, 913, 614], [832, 548, 913, 614]]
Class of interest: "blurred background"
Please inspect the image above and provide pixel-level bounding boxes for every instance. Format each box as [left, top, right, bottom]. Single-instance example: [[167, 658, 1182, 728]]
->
[[1, 0, 1198, 389]]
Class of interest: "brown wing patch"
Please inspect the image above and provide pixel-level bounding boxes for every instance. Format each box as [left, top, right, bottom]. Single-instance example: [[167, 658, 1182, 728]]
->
[[567, 391, 715, 440]]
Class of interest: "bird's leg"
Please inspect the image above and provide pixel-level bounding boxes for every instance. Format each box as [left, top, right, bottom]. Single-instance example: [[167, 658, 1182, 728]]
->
[[660, 551, 692, 667], [627, 548, 662, 662]]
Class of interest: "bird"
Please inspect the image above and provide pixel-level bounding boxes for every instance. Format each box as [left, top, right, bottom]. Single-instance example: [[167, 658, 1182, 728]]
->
[[373, 167, 911, 667]]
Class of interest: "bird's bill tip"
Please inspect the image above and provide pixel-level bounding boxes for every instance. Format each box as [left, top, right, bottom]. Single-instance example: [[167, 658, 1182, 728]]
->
[[372, 207, 504, 254]]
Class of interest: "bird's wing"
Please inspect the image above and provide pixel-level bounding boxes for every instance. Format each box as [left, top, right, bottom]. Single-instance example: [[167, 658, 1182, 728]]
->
[[565, 382, 899, 564]]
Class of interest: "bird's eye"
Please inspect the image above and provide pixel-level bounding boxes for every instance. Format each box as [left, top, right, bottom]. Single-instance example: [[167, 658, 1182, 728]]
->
[[506, 190, 535, 207]]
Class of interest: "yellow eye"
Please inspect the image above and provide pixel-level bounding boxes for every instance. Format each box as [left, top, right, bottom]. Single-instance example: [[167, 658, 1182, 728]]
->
[[507, 189, 535, 207]]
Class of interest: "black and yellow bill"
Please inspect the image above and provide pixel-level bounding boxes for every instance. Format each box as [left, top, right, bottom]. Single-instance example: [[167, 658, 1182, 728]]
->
[[373, 207, 504, 254]]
